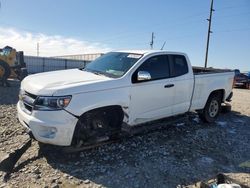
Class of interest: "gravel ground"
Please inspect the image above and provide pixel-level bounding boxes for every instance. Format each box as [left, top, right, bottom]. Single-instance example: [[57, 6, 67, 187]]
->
[[0, 80, 250, 188]]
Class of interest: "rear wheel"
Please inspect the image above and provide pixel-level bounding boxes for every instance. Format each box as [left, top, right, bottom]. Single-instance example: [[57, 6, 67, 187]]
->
[[0, 60, 11, 80], [199, 93, 222, 123]]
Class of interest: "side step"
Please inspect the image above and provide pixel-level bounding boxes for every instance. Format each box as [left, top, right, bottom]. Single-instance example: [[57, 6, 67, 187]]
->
[[63, 114, 189, 153]]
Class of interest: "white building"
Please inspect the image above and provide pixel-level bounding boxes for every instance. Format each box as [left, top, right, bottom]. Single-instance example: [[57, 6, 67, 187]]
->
[[54, 53, 103, 61]]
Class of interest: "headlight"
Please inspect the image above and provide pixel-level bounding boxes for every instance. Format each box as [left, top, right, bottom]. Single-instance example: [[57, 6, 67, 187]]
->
[[34, 96, 71, 111]]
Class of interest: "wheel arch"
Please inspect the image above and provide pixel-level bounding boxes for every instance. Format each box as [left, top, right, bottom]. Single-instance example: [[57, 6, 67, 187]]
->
[[71, 105, 125, 146], [197, 89, 224, 123], [196, 89, 225, 112], [79, 105, 125, 119], [208, 89, 225, 102]]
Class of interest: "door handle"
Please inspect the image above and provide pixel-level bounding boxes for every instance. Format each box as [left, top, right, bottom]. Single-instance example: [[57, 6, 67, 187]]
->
[[164, 84, 174, 88]]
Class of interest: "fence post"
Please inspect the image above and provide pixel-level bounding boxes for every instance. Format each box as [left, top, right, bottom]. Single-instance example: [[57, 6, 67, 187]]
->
[[42, 58, 45, 72]]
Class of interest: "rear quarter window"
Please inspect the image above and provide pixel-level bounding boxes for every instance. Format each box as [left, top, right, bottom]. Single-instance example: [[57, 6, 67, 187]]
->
[[169, 55, 188, 77]]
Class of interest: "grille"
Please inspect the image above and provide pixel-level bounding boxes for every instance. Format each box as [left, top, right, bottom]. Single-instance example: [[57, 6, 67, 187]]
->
[[21, 91, 37, 114]]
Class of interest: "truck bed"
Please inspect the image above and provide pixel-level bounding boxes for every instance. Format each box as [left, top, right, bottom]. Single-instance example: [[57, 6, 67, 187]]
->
[[193, 66, 233, 75], [190, 69, 235, 111]]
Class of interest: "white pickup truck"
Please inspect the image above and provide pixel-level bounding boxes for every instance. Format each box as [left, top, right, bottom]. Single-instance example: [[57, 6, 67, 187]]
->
[[17, 50, 234, 147]]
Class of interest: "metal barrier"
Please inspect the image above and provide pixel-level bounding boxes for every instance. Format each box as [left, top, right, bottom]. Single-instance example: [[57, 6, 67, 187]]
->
[[24, 56, 90, 74]]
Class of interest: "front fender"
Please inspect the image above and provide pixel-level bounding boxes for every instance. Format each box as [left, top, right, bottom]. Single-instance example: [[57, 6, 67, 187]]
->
[[65, 87, 130, 117]]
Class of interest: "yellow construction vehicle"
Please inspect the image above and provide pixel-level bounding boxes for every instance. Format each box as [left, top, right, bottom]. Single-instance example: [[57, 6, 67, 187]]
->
[[0, 46, 27, 86]]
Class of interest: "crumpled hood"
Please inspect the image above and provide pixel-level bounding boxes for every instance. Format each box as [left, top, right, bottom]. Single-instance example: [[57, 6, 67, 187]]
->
[[21, 69, 112, 95]]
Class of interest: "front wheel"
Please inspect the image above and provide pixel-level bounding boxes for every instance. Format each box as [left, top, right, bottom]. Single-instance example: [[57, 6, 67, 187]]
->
[[71, 108, 123, 147], [199, 93, 222, 123]]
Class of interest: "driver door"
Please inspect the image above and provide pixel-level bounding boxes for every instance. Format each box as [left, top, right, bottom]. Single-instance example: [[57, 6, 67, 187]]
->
[[129, 54, 175, 125]]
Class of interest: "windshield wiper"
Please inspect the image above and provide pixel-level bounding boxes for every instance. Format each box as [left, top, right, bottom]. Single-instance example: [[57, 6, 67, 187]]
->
[[84, 69, 110, 78], [92, 71, 104, 76]]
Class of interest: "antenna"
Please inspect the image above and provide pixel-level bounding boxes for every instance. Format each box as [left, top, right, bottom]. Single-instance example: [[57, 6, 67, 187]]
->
[[150, 32, 155, 49], [161, 41, 166, 50], [204, 0, 215, 68]]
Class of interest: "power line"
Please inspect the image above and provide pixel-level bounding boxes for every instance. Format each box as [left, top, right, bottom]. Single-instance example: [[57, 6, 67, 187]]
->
[[1, 8, 247, 45], [0, 3, 248, 51], [0, 11, 214, 46], [215, 27, 250, 33], [88, 11, 249, 45], [215, 11, 250, 19], [216, 4, 250, 12]]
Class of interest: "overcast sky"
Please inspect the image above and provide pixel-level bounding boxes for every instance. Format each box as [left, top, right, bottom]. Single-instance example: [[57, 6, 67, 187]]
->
[[0, 0, 249, 70]]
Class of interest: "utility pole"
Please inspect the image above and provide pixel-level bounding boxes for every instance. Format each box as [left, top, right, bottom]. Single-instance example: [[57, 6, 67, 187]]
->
[[37, 42, 39, 57], [204, 0, 215, 68], [150, 32, 155, 49]]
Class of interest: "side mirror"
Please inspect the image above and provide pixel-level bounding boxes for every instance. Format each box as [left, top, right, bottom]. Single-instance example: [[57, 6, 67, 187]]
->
[[137, 71, 151, 81]]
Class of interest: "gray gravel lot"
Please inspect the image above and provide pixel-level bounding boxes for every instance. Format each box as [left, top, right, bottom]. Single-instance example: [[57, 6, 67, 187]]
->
[[0, 80, 250, 188]]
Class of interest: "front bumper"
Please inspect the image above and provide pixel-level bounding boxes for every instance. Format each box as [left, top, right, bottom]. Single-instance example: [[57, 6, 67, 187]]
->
[[17, 101, 78, 146]]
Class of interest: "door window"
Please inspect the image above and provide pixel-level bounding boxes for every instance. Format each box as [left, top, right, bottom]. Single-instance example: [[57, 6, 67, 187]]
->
[[132, 55, 170, 83], [169, 55, 188, 77]]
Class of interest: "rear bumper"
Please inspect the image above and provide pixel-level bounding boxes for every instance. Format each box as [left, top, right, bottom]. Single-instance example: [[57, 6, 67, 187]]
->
[[17, 101, 78, 146], [235, 82, 245, 86]]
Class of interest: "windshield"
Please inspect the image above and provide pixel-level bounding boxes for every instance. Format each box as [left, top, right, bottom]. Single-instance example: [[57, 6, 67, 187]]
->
[[84, 52, 142, 78], [0, 48, 11, 56]]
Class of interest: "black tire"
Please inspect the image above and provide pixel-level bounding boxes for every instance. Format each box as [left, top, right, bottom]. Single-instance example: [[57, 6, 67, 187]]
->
[[72, 108, 123, 146], [221, 103, 232, 113], [199, 93, 222, 123], [0, 60, 11, 80]]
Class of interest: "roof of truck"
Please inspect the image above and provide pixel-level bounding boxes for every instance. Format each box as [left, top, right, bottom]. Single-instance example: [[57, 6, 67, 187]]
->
[[116, 50, 186, 56]]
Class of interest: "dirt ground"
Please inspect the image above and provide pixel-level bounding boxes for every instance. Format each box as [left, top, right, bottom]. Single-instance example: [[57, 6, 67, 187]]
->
[[0, 81, 250, 188]]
